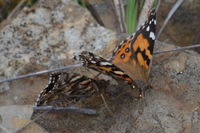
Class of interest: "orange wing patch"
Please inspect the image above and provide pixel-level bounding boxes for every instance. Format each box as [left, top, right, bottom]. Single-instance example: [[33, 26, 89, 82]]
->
[[137, 53, 148, 69], [133, 34, 152, 59], [112, 38, 132, 63], [132, 34, 152, 69], [99, 66, 112, 72]]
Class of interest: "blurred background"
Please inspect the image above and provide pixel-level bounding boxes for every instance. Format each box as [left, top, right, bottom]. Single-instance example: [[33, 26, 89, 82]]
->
[[0, 0, 199, 52]]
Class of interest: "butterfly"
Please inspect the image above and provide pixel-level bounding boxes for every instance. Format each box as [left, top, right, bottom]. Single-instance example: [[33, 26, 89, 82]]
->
[[35, 72, 108, 107], [35, 9, 156, 106], [31, 9, 155, 132], [79, 9, 156, 96]]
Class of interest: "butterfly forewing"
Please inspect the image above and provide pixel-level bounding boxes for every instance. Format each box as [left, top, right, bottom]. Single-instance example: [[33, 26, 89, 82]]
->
[[111, 10, 156, 82], [80, 51, 136, 84]]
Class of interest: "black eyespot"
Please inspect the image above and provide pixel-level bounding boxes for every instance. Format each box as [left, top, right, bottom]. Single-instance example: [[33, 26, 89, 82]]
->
[[125, 48, 129, 53], [120, 53, 125, 59]]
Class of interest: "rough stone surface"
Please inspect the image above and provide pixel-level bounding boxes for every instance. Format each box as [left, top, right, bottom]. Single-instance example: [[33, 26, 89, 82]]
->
[[158, 0, 200, 52], [0, 0, 199, 133], [0, 105, 46, 133], [0, 0, 116, 92]]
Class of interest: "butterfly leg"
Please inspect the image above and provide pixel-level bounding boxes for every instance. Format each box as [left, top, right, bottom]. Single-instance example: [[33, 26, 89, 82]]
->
[[137, 83, 152, 99]]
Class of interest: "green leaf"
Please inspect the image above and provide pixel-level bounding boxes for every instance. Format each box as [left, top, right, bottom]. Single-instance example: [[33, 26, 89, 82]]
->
[[125, 0, 138, 34], [152, 0, 159, 9]]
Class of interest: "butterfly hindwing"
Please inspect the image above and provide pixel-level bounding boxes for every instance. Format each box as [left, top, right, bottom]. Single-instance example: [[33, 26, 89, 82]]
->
[[35, 72, 104, 106], [35, 72, 62, 106]]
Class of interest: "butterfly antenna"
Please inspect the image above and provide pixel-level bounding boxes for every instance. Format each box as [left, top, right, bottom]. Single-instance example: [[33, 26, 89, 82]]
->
[[0, 63, 82, 84], [154, 44, 200, 55], [157, 0, 185, 38]]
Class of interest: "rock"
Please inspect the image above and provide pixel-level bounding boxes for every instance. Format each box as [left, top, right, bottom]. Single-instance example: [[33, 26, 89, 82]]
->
[[0, 0, 116, 92], [158, 0, 200, 51], [0, 105, 46, 133]]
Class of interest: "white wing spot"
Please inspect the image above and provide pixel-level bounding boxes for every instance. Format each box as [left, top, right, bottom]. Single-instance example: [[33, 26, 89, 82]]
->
[[95, 56, 101, 59], [132, 85, 136, 89], [70, 75, 82, 82], [154, 20, 156, 24], [113, 71, 124, 75], [146, 26, 150, 31], [100, 62, 112, 66], [119, 41, 123, 45], [91, 60, 96, 64], [150, 32, 155, 40]]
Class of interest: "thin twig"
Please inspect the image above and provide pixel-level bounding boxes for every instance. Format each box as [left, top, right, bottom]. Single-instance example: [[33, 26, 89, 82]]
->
[[0, 63, 82, 83], [0, 124, 11, 133], [157, 0, 185, 38], [156, 0, 161, 12], [84, 0, 104, 26], [112, 0, 127, 33], [7, 0, 26, 20], [100, 94, 113, 115], [14, 110, 50, 133], [137, 0, 154, 28], [14, 106, 96, 132], [0, 0, 27, 29], [154, 44, 200, 54], [33, 106, 97, 115]]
